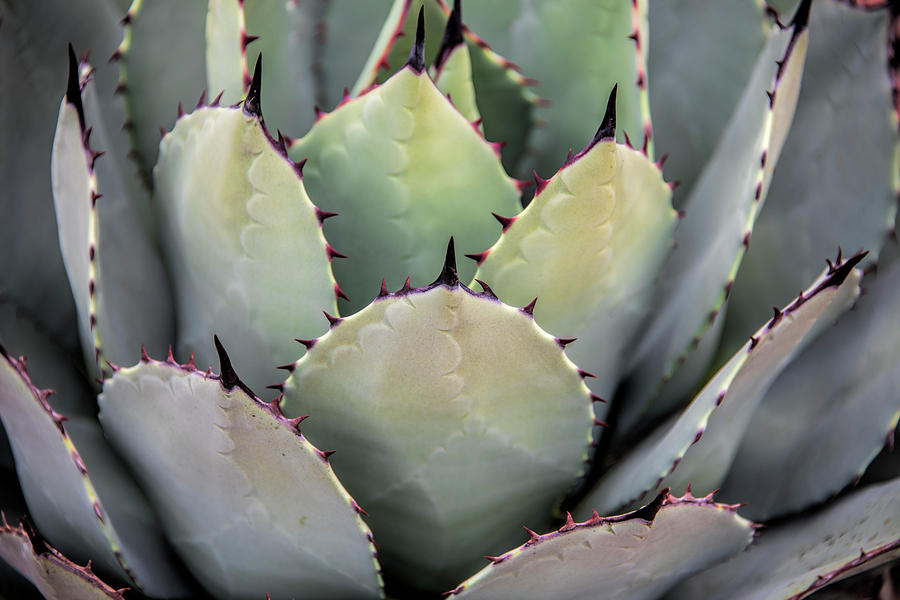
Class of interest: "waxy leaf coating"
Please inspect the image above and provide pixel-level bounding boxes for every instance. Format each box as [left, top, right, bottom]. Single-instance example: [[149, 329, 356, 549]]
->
[[154, 99, 338, 396], [98, 348, 383, 600], [281, 259, 594, 592], [449, 490, 754, 600]]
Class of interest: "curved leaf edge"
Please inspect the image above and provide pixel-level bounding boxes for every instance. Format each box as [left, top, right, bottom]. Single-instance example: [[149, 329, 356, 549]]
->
[[0, 514, 126, 600], [108, 339, 386, 595], [445, 487, 756, 597]]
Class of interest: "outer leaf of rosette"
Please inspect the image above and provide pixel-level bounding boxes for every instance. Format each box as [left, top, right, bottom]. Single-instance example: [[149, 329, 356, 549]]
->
[[279, 270, 595, 593], [97, 349, 383, 600], [447, 491, 754, 600], [0, 347, 191, 597], [472, 93, 676, 402], [51, 53, 174, 381], [648, 0, 769, 207], [0, 0, 126, 349], [116, 0, 208, 178], [205, 0, 322, 135], [351, 0, 536, 172], [670, 476, 900, 600], [720, 0, 898, 357], [578, 253, 863, 518], [0, 517, 126, 600], [718, 257, 900, 521], [153, 97, 338, 396], [461, 0, 650, 175], [289, 64, 520, 313], [617, 6, 810, 433]]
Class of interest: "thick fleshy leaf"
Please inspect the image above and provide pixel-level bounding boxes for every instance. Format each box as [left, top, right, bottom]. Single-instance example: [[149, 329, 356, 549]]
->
[[280, 255, 594, 593], [205, 0, 246, 107], [617, 4, 810, 433], [648, 0, 768, 206], [0, 346, 189, 597], [51, 53, 174, 380], [153, 88, 338, 396], [462, 0, 650, 175], [448, 490, 754, 600], [721, 0, 898, 355], [97, 346, 383, 600], [288, 61, 521, 313], [0, 517, 125, 600], [671, 477, 900, 600], [579, 253, 863, 517], [0, 0, 125, 348], [350, 0, 536, 172], [472, 93, 676, 401], [719, 258, 900, 520], [115, 0, 207, 178]]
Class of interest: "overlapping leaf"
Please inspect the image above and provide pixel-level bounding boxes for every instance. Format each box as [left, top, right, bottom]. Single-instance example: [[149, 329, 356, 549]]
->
[[98, 342, 383, 600], [578, 253, 863, 516], [281, 245, 594, 593], [153, 63, 337, 395]]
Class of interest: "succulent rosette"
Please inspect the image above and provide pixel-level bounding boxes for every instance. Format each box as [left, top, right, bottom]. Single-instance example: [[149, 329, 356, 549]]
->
[[1, 0, 900, 598]]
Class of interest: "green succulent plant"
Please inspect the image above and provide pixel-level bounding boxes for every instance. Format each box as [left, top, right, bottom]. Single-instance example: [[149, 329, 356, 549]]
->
[[2, 0, 900, 598]]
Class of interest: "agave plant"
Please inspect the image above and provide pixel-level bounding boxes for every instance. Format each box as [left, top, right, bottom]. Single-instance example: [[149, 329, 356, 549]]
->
[[1, 0, 900, 598]]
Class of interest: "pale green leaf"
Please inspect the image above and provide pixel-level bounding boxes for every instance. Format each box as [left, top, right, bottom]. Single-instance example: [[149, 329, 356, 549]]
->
[[618, 9, 809, 433], [289, 67, 520, 313], [462, 0, 649, 175], [434, 44, 482, 124], [205, 0, 245, 107], [719, 258, 900, 521], [449, 491, 754, 600], [721, 0, 898, 356], [281, 275, 593, 592], [473, 131, 676, 401], [98, 351, 383, 600], [0, 348, 189, 597], [579, 254, 862, 517], [153, 103, 337, 396], [51, 57, 174, 380]]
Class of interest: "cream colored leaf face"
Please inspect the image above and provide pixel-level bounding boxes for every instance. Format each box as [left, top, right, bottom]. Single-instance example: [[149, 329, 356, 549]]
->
[[281, 280, 594, 591], [154, 104, 337, 396], [98, 357, 383, 600], [474, 137, 676, 400]]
